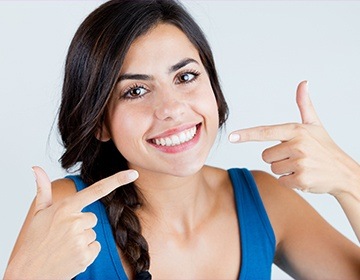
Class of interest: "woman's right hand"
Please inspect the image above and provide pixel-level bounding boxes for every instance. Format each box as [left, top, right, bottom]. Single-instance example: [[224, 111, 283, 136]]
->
[[4, 166, 138, 280]]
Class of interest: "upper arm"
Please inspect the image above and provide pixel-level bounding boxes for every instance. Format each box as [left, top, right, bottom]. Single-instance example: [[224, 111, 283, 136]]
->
[[8, 178, 77, 263], [251, 170, 360, 278]]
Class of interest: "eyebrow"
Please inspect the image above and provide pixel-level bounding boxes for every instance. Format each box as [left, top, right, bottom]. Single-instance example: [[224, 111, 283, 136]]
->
[[117, 58, 199, 82], [118, 73, 152, 82], [168, 58, 198, 73]]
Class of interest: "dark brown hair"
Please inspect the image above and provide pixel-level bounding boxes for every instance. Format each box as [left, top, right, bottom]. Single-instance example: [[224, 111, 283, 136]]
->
[[58, 0, 228, 277]]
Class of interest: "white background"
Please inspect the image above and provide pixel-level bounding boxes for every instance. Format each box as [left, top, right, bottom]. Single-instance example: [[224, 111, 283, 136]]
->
[[1, 1, 359, 278]]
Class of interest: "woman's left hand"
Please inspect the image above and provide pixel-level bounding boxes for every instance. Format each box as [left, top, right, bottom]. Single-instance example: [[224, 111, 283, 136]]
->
[[229, 81, 360, 197]]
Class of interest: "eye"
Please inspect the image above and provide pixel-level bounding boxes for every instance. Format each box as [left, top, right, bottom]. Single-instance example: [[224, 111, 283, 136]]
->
[[122, 85, 148, 100], [175, 71, 200, 84], [180, 73, 195, 82]]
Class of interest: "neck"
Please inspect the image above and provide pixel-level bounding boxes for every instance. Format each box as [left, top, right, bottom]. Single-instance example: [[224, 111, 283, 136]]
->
[[134, 166, 215, 235]]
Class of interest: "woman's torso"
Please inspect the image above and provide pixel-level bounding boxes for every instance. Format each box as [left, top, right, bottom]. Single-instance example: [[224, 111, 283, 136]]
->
[[65, 166, 275, 279]]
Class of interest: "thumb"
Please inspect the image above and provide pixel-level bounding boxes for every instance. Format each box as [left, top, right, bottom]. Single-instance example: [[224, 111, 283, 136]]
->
[[296, 80, 321, 125], [32, 166, 53, 213]]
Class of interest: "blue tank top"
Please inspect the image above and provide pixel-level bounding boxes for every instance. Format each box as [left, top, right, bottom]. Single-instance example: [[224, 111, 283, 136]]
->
[[67, 168, 275, 279]]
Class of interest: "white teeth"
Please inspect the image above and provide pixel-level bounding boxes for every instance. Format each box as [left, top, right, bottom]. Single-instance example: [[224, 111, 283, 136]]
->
[[165, 137, 172, 146], [152, 125, 197, 147], [186, 131, 191, 139], [171, 135, 180, 146], [179, 132, 186, 143]]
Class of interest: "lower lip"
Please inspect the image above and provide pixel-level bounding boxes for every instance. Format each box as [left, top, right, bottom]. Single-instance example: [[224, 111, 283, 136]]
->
[[148, 124, 202, 154]]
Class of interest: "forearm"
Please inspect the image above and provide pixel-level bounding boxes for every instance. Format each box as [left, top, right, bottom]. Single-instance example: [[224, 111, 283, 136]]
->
[[3, 263, 26, 280], [335, 161, 360, 243], [4, 261, 32, 280], [3, 252, 45, 280]]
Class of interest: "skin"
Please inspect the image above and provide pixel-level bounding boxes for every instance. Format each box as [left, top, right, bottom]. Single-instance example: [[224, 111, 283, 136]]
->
[[4, 24, 360, 279], [230, 81, 360, 242], [4, 167, 139, 279], [101, 23, 219, 178]]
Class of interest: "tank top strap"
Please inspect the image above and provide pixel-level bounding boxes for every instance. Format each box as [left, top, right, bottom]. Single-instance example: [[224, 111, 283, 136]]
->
[[228, 168, 276, 279], [66, 175, 87, 191], [66, 170, 275, 279]]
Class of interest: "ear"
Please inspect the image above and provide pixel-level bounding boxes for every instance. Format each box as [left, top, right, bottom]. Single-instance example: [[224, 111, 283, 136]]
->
[[96, 123, 111, 142]]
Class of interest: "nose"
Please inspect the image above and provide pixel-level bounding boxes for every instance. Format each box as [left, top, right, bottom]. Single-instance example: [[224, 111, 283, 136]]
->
[[154, 90, 186, 121]]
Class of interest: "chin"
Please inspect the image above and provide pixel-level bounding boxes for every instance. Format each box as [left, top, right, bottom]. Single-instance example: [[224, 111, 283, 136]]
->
[[166, 161, 205, 178]]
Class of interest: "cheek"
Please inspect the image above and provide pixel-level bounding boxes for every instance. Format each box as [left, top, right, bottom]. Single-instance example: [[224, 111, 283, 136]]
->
[[195, 84, 220, 126], [108, 106, 148, 152]]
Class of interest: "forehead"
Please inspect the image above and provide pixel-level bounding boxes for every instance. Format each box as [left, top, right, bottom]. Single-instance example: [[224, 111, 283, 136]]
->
[[121, 23, 201, 73]]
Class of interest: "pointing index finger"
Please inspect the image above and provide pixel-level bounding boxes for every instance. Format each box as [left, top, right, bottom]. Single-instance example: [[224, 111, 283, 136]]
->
[[229, 123, 297, 143], [71, 170, 138, 211]]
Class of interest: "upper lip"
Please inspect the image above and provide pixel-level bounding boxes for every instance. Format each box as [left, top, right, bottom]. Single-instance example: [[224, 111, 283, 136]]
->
[[148, 123, 200, 140]]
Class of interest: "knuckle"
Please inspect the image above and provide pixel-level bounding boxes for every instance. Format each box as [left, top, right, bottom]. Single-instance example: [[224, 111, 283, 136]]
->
[[71, 216, 84, 231], [92, 240, 101, 253], [294, 158, 310, 172], [89, 182, 106, 199], [294, 170, 308, 187], [242, 131, 250, 141], [270, 164, 279, 174], [77, 255, 91, 270], [70, 237, 101, 272], [73, 236, 87, 253], [259, 126, 272, 139], [79, 241, 101, 269], [87, 212, 98, 226], [292, 141, 308, 156], [261, 149, 271, 163], [293, 124, 308, 136], [294, 158, 305, 169], [58, 197, 73, 211], [240, 129, 257, 141], [116, 171, 131, 185], [53, 203, 69, 219], [79, 265, 88, 274], [89, 229, 97, 241]]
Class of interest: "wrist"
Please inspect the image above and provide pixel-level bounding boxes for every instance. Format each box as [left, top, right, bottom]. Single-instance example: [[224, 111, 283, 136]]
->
[[4, 262, 22, 280], [4, 253, 42, 280], [334, 159, 360, 202]]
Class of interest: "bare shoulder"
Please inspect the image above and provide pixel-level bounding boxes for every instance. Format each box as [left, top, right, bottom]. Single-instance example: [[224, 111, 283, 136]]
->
[[27, 177, 77, 221], [250, 170, 333, 241], [51, 177, 78, 203], [249, 170, 304, 241], [250, 170, 360, 278], [250, 170, 304, 210], [250, 170, 305, 209], [26, 177, 78, 223]]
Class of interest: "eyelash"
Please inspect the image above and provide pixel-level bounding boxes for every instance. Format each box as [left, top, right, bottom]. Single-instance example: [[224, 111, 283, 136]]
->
[[120, 69, 201, 100], [175, 69, 201, 85], [121, 83, 149, 100]]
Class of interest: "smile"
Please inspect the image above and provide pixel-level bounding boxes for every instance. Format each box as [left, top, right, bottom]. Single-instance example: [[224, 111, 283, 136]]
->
[[151, 125, 197, 147]]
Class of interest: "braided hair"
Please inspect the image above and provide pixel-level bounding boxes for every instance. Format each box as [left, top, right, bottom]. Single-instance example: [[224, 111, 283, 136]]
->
[[58, 0, 228, 278]]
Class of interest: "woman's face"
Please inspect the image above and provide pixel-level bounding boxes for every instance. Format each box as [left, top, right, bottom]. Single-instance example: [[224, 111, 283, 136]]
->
[[104, 23, 219, 177]]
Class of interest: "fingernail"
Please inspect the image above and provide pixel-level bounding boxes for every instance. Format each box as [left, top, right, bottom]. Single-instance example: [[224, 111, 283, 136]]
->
[[128, 170, 139, 181], [305, 80, 309, 91], [31, 167, 37, 182], [229, 133, 240, 143]]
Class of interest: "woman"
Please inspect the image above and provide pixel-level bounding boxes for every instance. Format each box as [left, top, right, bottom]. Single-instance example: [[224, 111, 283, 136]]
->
[[4, 0, 360, 279]]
